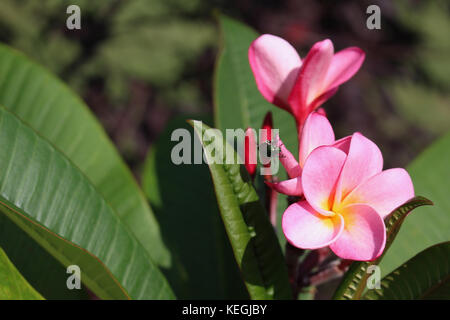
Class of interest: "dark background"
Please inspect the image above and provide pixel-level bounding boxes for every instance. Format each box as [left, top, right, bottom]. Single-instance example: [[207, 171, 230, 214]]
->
[[0, 0, 448, 179]]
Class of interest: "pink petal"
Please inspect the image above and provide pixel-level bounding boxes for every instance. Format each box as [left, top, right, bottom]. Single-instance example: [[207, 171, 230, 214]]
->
[[282, 201, 343, 249], [316, 108, 327, 116], [323, 47, 365, 91], [299, 112, 335, 168], [342, 168, 415, 219], [277, 136, 301, 178], [288, 39, 334, 122], [332, 136, 352, 154], [302, 146, 347, 216], [266, 177, 303, 196], [333, 133, 383, 207], [249, 34, 302, 112], [330, 204, 386, 261], [307, 87, 338, 112]]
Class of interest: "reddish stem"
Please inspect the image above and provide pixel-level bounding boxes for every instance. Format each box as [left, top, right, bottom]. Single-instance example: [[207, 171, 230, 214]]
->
[[265, 183, 278, 228]]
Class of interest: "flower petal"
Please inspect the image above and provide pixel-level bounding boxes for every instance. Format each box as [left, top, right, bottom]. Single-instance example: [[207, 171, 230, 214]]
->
[[323, 47, 365, 91], [330, 204, 386, 261], [266, 177, 303, 196], [334, 132, 383, 207], [249, 34, 302, 112], [277, 136, 301, 178], [307, 87, 338, 112], [342, 168, 415, 219], [282, 201, 343, 249], [299, 112, 335, 167], [332, 136, 352, 154], [288, 39, 334, 122], [302, 146, 347, 216], [316, 108, 327, 116]]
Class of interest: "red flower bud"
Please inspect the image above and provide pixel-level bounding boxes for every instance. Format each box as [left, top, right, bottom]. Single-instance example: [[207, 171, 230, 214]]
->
[[244, 127, 257, 179]]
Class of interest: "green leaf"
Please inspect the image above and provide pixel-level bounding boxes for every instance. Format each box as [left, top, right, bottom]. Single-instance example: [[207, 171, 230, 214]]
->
[[379, 132, 450, 277], [214, 14, 298, 249], [142, 115, 248, 299], [0, 246, 43, 300], [0, 214, 88, 299], [363, 242, 450, 300], [0, 44, 170, 298], [0, 106, 174, 300], [0, 43, 169, 268], [190, 120, 292, 300], [333, 196, 433, 300]]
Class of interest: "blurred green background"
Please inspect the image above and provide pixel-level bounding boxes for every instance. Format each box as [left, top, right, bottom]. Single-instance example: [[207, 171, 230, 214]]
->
[[0, 0, 448, 173]]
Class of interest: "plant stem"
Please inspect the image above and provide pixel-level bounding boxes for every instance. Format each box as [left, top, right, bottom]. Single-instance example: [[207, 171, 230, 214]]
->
[[285, 242, 305, 297]]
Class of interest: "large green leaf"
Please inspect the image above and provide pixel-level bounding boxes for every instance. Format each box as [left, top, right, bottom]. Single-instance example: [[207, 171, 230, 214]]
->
[[0, 106, 174, 300], [0, 246, 43, 300], [379, 132, 450, 276], [142, 115, 247, 299], [0, 214, 88, 299], [190, 120, 292, 300], [214, 15, 298, 248], [333, 196, 433, 300], [0, 43, 169, 268], [364, 242, 450, 300]]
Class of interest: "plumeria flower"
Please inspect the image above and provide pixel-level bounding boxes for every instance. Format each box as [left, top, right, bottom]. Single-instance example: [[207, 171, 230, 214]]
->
[[248, 34, 365, 133], [266, 111, 335, 196], [282, 132, 415, 261]]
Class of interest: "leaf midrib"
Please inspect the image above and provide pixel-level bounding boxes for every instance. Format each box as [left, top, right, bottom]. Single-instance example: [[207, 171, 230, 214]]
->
[[222, 164, 273, 299], [0, 198, 130, 299], [419, 272, 449, 299]]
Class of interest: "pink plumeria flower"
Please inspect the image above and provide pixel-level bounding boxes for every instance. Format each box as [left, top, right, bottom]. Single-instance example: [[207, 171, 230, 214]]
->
[[282, 133, 415, 261], [248, 34, 365, 131], [267, 111, 335, 196]]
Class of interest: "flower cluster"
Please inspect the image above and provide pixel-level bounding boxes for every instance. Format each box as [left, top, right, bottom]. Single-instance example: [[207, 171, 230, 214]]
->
[[247, 35, 415, 261]]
